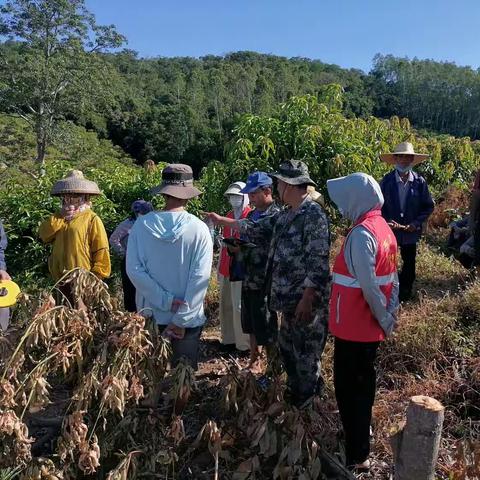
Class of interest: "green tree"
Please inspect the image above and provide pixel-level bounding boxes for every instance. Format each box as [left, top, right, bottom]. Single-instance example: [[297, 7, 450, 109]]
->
[[0, 0, 125, 173]]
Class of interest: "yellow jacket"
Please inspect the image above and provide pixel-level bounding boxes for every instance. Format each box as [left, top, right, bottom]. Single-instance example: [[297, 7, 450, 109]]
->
[[39, 209, 111, 281]]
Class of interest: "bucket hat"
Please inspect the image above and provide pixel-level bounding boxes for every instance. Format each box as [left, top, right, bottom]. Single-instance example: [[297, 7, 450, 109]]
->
[[151, 164, 202, 200], [270, 160, 316, 186], [51, 170, 101, 196], [380, 142, 429, 166]]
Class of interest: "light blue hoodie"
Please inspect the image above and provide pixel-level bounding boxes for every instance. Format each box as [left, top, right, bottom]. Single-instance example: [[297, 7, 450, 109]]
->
[[126, 211, 213, 328]]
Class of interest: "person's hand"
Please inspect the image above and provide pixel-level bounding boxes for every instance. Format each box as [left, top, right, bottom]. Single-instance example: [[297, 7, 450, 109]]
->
[[0, 270, 11, 282], [405, 224, 417, 233], [226, 244, 240, 254], [295, 289, 316, 323], [387, 221, 403, 230], [171, 298, 187, 313], [203, 212, 223, 226], [163, 323, 186, 340]]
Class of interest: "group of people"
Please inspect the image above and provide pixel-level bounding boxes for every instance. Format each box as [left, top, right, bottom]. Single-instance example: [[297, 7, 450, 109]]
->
[[0, 141, 437, 472]]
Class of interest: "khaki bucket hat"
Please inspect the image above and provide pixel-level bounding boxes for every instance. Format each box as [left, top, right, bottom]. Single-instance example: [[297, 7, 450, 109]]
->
[[51, 170, 101, 196], [380, 142, 429, 166], [151, 164, 202, 200]]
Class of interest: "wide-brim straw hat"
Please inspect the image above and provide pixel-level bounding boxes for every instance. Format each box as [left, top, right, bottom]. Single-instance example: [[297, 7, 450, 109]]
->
[[151, 164, 202, 200], [380, 142, 429, 166], [51, 170, 101, 196]]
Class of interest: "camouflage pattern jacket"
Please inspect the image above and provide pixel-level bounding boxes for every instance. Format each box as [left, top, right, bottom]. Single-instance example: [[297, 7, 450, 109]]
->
[[242, 202, 281, 291], [242, 197, 331, 314]]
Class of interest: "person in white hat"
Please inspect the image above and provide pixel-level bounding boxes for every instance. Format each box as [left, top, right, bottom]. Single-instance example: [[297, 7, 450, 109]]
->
[[39, 171, 111, 301], [217, 181, 251, 353], [379, 142, 434, 301]]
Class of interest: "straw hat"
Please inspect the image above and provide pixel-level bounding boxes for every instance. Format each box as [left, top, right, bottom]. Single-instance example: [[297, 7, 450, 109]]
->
[[151, 164, 202, 200], [51, 170, 101, 196], [307, 186, 325, 207], [380, 142, 429, 166]]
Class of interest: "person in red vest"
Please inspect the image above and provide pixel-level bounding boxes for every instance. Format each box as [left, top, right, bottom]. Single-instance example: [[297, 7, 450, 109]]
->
[[327, 172, 399, 473], [218, 181, 252, 352]]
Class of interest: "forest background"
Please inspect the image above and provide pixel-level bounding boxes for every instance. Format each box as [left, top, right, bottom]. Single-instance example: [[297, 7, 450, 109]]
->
[[1, 0, 480, 284]]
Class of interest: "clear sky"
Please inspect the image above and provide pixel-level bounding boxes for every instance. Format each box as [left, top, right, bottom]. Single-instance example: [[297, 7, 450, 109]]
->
[[86, 0, 480, 72]]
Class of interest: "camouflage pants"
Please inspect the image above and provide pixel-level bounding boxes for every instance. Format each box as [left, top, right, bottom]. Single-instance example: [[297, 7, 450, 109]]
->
[[278, 310, 328, 404]]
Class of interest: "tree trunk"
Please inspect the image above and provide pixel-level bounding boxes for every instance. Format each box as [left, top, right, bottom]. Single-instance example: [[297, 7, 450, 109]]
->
[[35, 126, 47, 177], [391, 395, 444, 480]]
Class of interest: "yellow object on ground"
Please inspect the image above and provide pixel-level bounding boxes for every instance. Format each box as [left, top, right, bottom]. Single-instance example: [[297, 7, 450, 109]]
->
[[0, 280, 20, 307], [39, 209, 111, 281]]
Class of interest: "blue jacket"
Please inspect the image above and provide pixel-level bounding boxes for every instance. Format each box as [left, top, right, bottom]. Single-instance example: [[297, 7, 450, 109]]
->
[[126, 211, 213, 328], [380, 170, 434, 245], [0, 221, 7, 271]]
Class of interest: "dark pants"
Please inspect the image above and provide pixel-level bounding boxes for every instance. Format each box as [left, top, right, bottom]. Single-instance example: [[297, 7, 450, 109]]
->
[[399, 243, 417, 300], [241, 288, 278, 346], [334, 337, 380, 466], [158, 324, 203, 370], [121, 258, 137, 312]]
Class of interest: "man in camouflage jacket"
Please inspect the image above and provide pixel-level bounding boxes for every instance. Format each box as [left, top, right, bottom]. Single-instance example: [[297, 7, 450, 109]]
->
[[207, 160, 330, 406], [238, 172, 281, 372]]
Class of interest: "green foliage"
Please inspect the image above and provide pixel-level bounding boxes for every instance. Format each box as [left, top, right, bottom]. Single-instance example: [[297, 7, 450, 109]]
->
[[104, 51, 375, 172], [0, 116, 166, 286], [371, 54, 480, 140], [199, 88, 480, 211], [0, 0, 126, 169]]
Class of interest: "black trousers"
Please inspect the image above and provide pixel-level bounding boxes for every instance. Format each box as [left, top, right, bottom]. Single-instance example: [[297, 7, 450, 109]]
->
[[334, 337, 380, 466], [399, 243, 417, 300], [121, 258, 137, 312]]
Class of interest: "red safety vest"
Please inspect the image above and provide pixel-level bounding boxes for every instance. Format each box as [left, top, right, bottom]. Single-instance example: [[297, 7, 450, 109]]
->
[[218, 207, 252, 278], [329, 210, 397, 342]]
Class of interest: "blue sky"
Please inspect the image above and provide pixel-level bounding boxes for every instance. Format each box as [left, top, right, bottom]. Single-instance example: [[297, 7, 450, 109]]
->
[[86, 0, 480, 72]]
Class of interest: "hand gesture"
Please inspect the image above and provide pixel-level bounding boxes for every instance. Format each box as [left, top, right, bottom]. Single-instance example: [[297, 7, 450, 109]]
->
[[171, 298, 187, 313], [203, 212, 223, 226], [0, 270, 11, 282], [163, 323, 186, 340]]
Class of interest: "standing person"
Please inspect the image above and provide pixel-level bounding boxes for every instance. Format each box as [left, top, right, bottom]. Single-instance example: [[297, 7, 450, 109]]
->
[[238, 172, 280, 372], [206, 160, 330, 407], [109, 200, 153, 312], [39, 171, 111, 301], [126, 164, 213, 410], [470, 170, 480, 269], [327, 172, 399, 472], [379, 142, 434, 301], [218, 182, 251, 353], [0, 220, 11, 331]]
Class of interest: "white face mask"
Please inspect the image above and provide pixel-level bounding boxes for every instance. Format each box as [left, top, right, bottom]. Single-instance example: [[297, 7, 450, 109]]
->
[[229, 196, 244, 209]]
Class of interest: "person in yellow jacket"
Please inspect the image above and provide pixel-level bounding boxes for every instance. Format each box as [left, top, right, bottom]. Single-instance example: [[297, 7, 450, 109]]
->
[[39, 170, 111, 285]]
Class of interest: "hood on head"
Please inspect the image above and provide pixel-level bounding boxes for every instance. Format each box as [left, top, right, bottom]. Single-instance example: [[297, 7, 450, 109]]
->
[[327, 173, 384, 222], [137, 211, 191, 243]]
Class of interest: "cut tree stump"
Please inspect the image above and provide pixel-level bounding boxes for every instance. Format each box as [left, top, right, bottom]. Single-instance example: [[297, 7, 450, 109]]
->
[[391, 395, 444, 480]]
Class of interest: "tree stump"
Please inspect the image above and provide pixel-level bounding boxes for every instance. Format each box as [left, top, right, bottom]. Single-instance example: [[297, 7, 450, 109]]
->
[[391, 395, 444, 480]]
